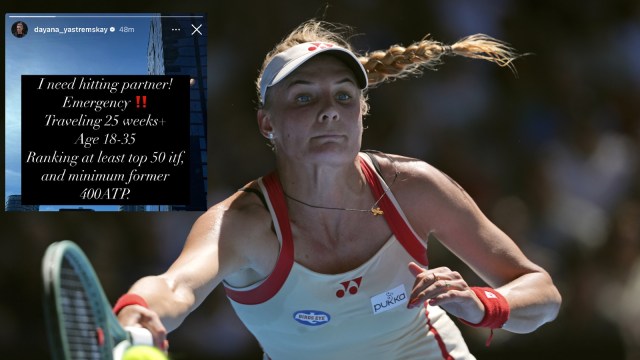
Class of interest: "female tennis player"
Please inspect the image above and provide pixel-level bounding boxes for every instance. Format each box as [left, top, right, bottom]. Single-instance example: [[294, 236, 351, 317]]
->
[[115, 20, 561, 359]]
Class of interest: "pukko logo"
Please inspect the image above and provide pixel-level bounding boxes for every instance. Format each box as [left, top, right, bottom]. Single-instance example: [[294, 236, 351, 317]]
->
[[293, 310, 331, 326], [370, 284, 408, 315]]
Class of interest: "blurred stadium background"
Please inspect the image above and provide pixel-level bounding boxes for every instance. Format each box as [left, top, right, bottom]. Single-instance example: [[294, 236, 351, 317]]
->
[[1, 0, 639, 358]]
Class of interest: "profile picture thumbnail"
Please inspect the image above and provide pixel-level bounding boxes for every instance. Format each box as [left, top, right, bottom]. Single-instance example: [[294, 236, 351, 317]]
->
[[12, 21, 28, 38]]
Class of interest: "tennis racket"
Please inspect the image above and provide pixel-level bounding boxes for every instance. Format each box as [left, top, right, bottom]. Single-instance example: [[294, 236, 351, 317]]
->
[[42, 240, 154, 360]]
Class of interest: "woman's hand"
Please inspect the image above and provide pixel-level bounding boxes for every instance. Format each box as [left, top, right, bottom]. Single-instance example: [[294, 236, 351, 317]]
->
[[407, 262, 485, 325], [117, 305, 169, 351]]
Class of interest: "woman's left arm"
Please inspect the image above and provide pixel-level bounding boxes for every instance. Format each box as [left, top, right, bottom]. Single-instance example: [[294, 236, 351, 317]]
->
[[397, 158, 562, 333]]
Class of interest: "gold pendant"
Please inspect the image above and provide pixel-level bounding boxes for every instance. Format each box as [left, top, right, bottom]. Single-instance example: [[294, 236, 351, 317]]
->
[[371, 207, 384, 216]]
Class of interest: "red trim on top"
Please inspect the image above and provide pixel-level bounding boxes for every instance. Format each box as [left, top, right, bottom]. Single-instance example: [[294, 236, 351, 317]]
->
[[424, 303, 455, 360], [226, 158, 427, 304], [224, 172, 295, 305], [359, 157, 429, 266]]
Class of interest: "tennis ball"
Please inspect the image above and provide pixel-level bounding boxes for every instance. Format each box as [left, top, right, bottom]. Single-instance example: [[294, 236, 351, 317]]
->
[[122, 345, 168, 360]]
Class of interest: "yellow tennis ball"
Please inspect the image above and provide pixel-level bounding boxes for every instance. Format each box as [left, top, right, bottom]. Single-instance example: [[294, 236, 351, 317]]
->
[[122, 345, 168, 360]]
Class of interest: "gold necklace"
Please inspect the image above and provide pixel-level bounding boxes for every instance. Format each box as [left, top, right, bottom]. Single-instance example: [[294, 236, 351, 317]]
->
[[282, 168, 398, 216]]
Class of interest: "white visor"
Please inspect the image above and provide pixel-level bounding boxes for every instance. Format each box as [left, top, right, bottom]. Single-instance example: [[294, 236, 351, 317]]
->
[[259, 42, 368, 104]]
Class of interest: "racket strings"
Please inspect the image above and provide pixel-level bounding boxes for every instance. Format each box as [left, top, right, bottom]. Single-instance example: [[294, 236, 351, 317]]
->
[[60, 257, 104, 359]]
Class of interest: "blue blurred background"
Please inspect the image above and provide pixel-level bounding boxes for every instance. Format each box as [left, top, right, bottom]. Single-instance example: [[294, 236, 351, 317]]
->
[[2, 0, 639, 359]]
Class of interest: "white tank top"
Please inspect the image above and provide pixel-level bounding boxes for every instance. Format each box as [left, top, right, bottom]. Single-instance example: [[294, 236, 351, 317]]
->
[[224, 154, 474, 360]]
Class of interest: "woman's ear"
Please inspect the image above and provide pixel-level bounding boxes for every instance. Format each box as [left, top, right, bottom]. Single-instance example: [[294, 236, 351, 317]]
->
[[257, 109, 275, 139]]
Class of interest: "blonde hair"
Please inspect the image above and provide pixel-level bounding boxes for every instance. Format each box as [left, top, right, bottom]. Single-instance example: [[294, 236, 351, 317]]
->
[[257, 20, 523, 110]]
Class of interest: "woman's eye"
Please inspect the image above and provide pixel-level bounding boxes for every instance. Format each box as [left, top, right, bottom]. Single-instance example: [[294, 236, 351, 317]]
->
[[296, 94, 311, 103], [336, 93, 352, 101]]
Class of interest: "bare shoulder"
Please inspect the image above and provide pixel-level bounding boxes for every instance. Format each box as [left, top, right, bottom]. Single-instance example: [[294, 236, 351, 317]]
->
[[201, 181, 273, 241], [365, 151, 461, 200], [365, 152, 475, 237], [179, 180, 279, 283]]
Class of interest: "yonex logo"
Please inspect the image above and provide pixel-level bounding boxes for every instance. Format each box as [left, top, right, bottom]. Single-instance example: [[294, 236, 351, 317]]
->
[[336, 277, 362, 298], [293, 310, 331, 326]]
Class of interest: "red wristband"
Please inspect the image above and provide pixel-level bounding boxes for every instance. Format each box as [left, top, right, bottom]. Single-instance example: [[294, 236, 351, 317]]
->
[[113, 293, 149, 315], [458, 287, 510, 346]]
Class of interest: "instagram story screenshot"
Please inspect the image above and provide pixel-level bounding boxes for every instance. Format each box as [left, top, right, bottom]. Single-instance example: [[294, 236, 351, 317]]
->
[[5, 13, 208, 212]]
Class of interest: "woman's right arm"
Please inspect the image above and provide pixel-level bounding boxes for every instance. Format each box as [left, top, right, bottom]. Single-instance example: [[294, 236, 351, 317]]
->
[[116, 195, 268, 348]]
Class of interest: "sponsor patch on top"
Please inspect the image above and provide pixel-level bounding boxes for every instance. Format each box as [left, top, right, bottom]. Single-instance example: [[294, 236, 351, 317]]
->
[[293, 310, 331, 326], [370, 284, 408, 315]]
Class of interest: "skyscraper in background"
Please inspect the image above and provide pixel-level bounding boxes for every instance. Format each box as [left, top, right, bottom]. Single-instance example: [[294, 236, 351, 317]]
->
[[147, 14, 208, 211], [5, 195, 39, 212]]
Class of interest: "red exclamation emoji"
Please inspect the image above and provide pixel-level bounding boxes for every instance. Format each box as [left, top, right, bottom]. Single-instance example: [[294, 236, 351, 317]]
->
[[136, 95, 140, 108], [143, 95, 147, 108]]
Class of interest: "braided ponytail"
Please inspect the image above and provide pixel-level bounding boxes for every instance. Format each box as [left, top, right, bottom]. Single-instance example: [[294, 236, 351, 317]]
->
[[361, 34, 524, 86]]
